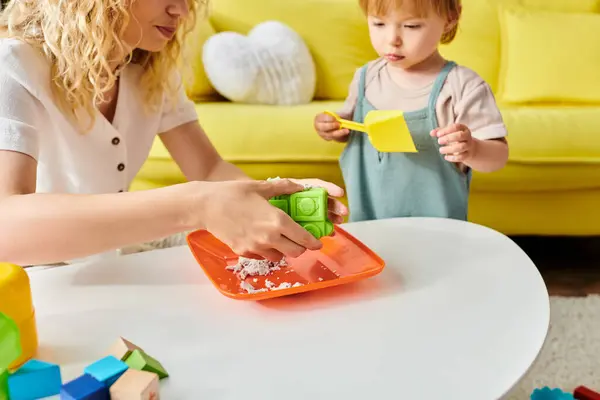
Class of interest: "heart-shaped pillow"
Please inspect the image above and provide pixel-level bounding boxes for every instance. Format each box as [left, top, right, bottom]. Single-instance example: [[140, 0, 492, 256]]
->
[[202, 21, 316, 105]]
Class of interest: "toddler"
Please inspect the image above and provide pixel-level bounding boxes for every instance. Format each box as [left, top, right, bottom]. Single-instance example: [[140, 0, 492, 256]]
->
[[314, 0, 508, 222]]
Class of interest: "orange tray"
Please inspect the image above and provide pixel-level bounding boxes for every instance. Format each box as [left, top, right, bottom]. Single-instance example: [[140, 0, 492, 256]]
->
[[186, 226, 386, 301]]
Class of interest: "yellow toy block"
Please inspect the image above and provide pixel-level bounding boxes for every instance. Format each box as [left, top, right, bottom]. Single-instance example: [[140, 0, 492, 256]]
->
[[0, 263, 38, 370]]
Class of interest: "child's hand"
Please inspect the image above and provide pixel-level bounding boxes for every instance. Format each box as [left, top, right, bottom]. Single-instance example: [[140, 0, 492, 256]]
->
[[314, 113, 350, 142], [431, 124, 476, 163]]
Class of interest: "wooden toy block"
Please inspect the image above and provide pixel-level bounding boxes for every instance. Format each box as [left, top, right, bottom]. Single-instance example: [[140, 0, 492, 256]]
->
[[60, 373, 110, 400], [107, 337, 143, 361], [8, 359, 62, 399], [574, 385, 600, 400], [0, 369, 8, 400], [124, 350, 168, 380], [0, 313, 21, 369], [109, 369, 160, 400], [84, 356, 128, 388]]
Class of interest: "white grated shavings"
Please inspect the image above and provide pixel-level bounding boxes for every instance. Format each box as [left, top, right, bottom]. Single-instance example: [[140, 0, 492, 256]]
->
[[273, 282, 291, 290], [226, 256, 288, 280], [239, 281, 268, 294], [228, 256, 305, 294], [265, 281, 304, 291]]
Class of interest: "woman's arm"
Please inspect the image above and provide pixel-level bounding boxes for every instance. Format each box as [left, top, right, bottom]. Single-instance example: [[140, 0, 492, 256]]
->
[[0, 150, 323, 266], [158, 120, 250, 182], [158, 120, 349, 223], [0, 150, 197, 265]]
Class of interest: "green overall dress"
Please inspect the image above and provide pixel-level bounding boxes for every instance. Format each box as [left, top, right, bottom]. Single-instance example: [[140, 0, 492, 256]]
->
[[339, 61, 472, 223]]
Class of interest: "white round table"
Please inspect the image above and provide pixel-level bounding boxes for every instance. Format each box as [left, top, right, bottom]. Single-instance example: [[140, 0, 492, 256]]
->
[[27, 217, 549, 400]]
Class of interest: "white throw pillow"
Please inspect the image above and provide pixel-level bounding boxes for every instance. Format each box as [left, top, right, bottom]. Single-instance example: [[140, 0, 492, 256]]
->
[[202, 21, 316, 105]]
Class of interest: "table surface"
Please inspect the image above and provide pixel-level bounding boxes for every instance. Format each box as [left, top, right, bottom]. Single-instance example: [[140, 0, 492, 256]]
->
[[27, 217, 550, 400]]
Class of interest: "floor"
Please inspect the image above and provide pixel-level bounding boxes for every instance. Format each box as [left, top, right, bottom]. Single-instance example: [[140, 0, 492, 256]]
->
[[511, 235, 600, 297]]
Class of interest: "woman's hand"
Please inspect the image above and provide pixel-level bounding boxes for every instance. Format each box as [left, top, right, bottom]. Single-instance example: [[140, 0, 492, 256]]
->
[[188, 179, 329, 262], [288, 178, 348, 224]]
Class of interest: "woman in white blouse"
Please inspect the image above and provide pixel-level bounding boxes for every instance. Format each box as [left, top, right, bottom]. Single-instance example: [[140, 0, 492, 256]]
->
[[0, 0, 347, 266]]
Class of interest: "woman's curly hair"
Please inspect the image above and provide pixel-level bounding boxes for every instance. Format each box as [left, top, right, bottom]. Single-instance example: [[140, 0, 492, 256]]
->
[[0, 0, 205, 131]]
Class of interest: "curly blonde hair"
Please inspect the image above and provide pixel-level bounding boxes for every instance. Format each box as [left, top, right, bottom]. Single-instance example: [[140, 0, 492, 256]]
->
[[0, 0, 206, 131]]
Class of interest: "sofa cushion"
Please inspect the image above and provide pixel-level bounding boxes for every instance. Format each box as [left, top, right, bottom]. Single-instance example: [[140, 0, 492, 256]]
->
[[208, 0, 376, 100], [183, 16, 219, 101], [497, 6, 600, 104], [150, 101, 345, 163], [441, 0, 600, 92], [205, 0, 600, 99], [150, 102, 600, 164], [471, 105, 600, 192], [202, 21, 316, 105], [143, 101, 600, 193], [500, 105, 600, 163]]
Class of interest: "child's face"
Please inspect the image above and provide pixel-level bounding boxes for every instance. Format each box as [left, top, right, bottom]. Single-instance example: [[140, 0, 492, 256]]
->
[[367, 5, 449, 69]]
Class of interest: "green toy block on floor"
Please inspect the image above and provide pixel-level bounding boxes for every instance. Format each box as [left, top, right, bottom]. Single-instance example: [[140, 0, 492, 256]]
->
[[0, 369, 8, 400], [0, 313, 21, 369], [269, 187, 334, 239], [124, 350, 168, 380]]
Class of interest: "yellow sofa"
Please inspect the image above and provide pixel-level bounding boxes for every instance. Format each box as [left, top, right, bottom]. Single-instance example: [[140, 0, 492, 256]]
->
[[132, 0, 600, 236]]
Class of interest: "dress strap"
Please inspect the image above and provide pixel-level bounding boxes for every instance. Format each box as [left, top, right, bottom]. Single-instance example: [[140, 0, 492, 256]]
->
[[427, 61, 457, 112], [357, 65, 368, 103]]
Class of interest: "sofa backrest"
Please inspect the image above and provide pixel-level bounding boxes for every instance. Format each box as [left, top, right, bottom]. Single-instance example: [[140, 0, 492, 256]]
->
[[186, 0, 600, 101]]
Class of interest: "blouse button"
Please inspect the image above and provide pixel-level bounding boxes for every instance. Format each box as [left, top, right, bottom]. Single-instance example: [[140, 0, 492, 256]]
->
[[112, 137, 120, 145], [117, 163, 125, 171]]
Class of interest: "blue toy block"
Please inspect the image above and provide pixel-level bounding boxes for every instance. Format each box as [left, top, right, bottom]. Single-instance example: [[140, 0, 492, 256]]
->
[[84, 356, 128, 387], [60, 373, 109, 400], [8, 359, 62, 400], [530, 386, 575, 400]]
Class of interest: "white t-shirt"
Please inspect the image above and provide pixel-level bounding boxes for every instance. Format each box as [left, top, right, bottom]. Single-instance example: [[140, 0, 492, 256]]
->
[[0, 38, 199, 194]]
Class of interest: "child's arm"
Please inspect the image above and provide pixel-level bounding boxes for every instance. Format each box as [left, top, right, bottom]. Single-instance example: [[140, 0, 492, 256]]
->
[[432, 69, 509, 173], [433, 125, 508, 172], [466, 137, 508, 172], [314, 68, 361, 142], [336, 68, 361, 121]]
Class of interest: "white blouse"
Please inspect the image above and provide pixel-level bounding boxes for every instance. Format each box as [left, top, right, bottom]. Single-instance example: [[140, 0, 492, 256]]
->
[[0, 38, 199, 194]]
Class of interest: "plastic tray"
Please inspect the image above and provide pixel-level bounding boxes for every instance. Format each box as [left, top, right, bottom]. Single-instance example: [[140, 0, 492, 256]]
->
[[186, 226, 386, 301]]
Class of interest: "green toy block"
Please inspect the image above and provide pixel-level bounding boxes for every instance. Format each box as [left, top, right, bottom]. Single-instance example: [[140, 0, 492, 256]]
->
[[269, 198, 289, 215], [0, 369, 8, 400], [124, 349, 168, 380], [269, 187, 334, 239], [0, 313, 21, 369], [290, 188, 328, 222]]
